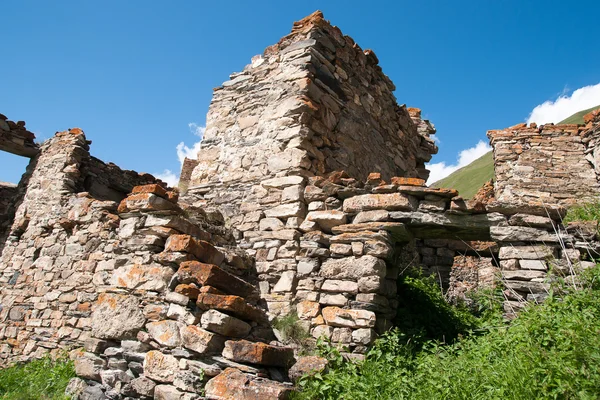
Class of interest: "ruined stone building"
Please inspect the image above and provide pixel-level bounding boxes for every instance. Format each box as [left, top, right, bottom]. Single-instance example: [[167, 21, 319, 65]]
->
[[1, 11, 600, 400]]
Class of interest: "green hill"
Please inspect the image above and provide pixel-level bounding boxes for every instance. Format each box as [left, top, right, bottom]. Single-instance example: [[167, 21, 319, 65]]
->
[[430, 151, 493, 199], [558, 104, 600, 124]]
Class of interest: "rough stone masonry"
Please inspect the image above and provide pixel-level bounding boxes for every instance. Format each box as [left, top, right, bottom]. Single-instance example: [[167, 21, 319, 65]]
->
[[1, 10, 600, 400]]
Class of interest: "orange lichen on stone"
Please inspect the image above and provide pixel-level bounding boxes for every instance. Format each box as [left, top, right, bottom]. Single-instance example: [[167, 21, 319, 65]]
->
[[584, 108, 600, 124], [131, 184, 169, 199], [391, 177, 426, 187], [407, 107, 422, 118]]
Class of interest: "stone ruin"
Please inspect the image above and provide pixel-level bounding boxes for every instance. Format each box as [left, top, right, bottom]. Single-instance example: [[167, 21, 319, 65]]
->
[[1, 10, 600, 400]]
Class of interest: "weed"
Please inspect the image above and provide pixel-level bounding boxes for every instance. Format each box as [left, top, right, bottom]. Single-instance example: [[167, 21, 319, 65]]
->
[[294, 266, 600, 400], [272, 312, 310, 348]]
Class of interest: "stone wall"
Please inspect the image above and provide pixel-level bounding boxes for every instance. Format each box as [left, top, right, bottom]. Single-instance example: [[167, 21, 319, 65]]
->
[[68, 183, 295, 399], [181, 11, 437, 224], [487, 121, 600, 211], [0, 113, 39, 157], [0, 129, 161, 363]]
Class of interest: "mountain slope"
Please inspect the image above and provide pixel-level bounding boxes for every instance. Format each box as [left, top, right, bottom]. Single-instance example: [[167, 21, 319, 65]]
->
[[558, 105, 600, 124], [430, 151, 493, 199]]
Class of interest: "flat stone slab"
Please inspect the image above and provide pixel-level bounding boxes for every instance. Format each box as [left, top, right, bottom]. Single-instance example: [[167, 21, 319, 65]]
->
[[166, 235, 225, 266], [322, 306, 376, 328], [498, 245, 555, 260], [196, 293, 265, 322], [320, 255, 386, 280], [343, 193, 414, 213], [222, 340, 294, 367], [177, 261, 255, 298], [331, 221, 411, 242]]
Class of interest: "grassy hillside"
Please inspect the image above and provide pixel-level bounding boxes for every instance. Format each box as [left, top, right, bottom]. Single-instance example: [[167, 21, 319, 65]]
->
[[558, 104, 600, 124], [430, 151, 493, 199]]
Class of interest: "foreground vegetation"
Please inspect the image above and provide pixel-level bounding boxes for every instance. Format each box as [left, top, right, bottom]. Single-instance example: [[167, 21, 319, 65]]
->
[[0, 354, 75, 400], [294, 267, 600, 400]]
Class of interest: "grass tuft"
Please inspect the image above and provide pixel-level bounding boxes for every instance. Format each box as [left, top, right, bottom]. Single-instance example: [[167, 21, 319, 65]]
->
[[0, 354, 75, 400]]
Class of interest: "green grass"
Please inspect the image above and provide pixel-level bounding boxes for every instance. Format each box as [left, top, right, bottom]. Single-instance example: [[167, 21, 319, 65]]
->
[[293, 267, 600, 400], [0, 355, 75, 400], [431, 151, 494, 199], [558, 105, 600, 124]]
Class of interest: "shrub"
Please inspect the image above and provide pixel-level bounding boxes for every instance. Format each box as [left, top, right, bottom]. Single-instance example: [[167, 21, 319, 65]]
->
[[293, 266, 600, 400]]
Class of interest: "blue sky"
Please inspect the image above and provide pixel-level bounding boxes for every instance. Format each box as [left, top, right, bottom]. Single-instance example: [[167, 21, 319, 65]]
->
[[2, 1, 600, 185]]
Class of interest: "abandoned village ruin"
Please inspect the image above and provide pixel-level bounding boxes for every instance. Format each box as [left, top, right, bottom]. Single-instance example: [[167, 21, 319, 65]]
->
[[2, 11, 600, 400]]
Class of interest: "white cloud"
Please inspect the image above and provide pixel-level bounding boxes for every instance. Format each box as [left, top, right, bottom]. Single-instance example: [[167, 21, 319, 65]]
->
[[426, 140, 492, 184], [155, 169, 179, 187], [527, 83, 600, 124], [176, 123, 205, 164], [154, 123, 205, 186]]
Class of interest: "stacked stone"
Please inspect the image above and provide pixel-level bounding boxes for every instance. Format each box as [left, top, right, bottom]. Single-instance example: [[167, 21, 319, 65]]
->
[[0, 129, 159, 364], [73, 183, 294, 399], [487, 122, 600, 211], [181, 10, 437, 239], [0, 113, 39, 158], [233, 169, 514, 355], [489, 212, 599, 317], [581, 109, 600, 177]]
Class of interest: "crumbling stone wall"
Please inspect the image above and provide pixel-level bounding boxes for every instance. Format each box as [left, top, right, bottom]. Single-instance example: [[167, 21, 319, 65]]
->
[[0, 129, 160, 363], [181, 11, 437, 223], [68, 184, 294, 399], [0, 113, 39, 157], [487, 121, 600, 211]]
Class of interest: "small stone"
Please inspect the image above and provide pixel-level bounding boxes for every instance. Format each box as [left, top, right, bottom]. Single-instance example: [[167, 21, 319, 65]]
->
[[205, 367, 292, 400], [165, 234, 225, 265], [259, 217, 285, 231], [200, 309, 252, 338], [320, 255, 386, 280], [154, 385, 183, 400], [74, 352, 106, 381], [264, 202, 307, 219], [352, 328, 376, 345], [305, 210, 347, 232], [146, 320, 182, 348], [273, 271, 297, 292], [288, 356, 328, 383], [297, 300, 320, 319], [181, 325, 226, 354], [343, 193, 414, 213], [144, 351, 179, 383], [322, 307, 376, 328], [130, 377, 156, 397], [65, 378, 87, 398], [177, 261, 255, 297]]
